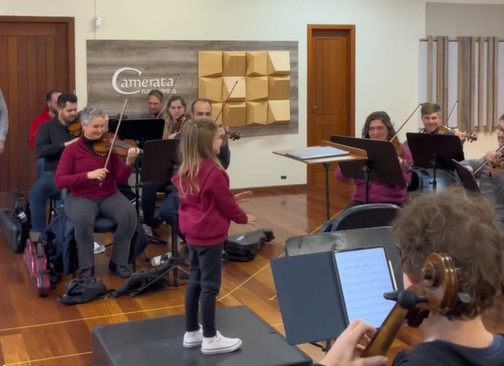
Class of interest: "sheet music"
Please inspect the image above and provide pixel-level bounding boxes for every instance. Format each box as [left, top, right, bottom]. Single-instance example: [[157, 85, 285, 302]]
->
[[334, 247, 395, 328], [286, 146, 349, 160]]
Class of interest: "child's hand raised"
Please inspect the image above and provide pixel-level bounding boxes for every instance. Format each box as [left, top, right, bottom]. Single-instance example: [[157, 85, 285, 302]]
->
[[235, 191, 253, 204], [246, 214, 257, 225]]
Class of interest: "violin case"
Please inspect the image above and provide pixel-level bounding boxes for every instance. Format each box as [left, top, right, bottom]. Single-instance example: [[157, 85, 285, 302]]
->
[[0, 208, 28, 253], [23, 232, 53, 297], [224, 229, 275, 262]]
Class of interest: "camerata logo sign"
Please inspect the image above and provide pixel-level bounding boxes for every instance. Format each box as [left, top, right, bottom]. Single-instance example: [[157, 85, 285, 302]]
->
[[111, 67, 176, 95]]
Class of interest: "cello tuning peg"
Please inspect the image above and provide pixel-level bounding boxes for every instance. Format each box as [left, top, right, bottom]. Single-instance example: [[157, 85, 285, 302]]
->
[[458, 292, 471, 304], [383, 290, 400, 301]]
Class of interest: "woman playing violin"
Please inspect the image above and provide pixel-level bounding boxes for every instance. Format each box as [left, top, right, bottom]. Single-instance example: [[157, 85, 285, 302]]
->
[[164, 95, 188, 138], [315, 187, 504, 366], [54, 105, 140, 279], [335, 111, 413, 210]]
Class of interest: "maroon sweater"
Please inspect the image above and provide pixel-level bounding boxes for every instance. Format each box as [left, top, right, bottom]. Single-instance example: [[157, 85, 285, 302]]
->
[[171, 160, 248, 246], [55, 136, 133, 200]]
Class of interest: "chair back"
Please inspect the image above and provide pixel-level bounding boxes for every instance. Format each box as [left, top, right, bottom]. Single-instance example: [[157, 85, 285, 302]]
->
[[332, 203, 401, 232]]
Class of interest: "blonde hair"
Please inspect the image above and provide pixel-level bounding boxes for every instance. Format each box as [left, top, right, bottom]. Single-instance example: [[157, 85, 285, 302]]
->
[[176, 118, 223, 197]]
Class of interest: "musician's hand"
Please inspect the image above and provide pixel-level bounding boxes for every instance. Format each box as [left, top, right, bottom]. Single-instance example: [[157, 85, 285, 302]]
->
[[318, 320, 388, 366], [168, 133, 178, 139], [464, 165, 474, 173], [235, 191, 253, 204], [456, 131, 467, 143], [486, 150, 499, 166], [246, 214, 257, 225], [64, 137, 79, 147], [87, 168, 109, 181], [126, 147, 140, 165]]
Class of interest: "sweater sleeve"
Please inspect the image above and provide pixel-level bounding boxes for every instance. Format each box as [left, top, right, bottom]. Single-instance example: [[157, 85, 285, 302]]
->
[[335, 165, 350, 182], [110, 154, 134, 184], [210, 169, 248, 224], [217, 144, 231, 170], [401, 144, 413, 186], [0, 88, 8, 141], [54, 146, 88, 189], [35, 123, 65, 158]]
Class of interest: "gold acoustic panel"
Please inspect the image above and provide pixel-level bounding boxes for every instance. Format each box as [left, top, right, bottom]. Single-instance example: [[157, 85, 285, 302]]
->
[[198, 50, 291, 127]]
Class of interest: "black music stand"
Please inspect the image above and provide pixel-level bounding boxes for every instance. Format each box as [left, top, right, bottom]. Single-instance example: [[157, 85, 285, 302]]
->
[[109, 118, 166, 242], [452, 160, 481, 193], [406, 133, 464, 190], [330, 136, 406, 203], [141, 139, 188, 287]]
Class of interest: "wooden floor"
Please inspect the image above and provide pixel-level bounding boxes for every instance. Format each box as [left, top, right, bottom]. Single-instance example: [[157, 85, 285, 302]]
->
[[0, 184, 503, 366]]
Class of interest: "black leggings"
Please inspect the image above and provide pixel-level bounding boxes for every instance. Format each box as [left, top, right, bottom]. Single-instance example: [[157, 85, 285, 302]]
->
[[185, 243, 223, 337]]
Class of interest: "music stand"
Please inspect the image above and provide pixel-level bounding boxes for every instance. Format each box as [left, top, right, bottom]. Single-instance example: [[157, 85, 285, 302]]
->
[[406, 133, 464, 190], [141, 139, 188, 287], [109, 118, 166, 242], [330, 136, 406, 204], [452, 160, 481, 193], [273, 142, 367, 220]]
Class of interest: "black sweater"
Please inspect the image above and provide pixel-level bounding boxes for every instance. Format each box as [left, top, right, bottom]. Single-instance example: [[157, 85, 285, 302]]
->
[[34, 116, 74, 171], [313, 334, 504, 366]]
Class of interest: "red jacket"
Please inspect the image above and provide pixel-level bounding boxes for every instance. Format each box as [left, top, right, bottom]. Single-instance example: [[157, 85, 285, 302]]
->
[[29, 108, 53, 149], [171, 160, 248, 246], [54, 136, 133, 200]]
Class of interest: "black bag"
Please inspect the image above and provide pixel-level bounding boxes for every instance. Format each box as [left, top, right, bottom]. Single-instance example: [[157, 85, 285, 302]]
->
[[112, 261, 172, 298], [224, 229, 275, 262], [0, 209, 27, 253], [57, 277, 112, 305], [6, 189, 30, 226]]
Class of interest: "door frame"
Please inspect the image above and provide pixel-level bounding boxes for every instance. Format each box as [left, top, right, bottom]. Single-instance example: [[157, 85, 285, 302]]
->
[[0, 16, 76, 93], [306, 24, 356, 186]]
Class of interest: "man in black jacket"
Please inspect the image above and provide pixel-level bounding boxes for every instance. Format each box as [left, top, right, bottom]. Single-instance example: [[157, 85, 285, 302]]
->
[[29, 93, 79, 232], [314, 187, 504, 366]]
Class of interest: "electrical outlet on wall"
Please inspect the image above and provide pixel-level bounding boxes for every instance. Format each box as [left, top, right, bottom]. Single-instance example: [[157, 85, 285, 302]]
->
[[281, 175, 287, 180]]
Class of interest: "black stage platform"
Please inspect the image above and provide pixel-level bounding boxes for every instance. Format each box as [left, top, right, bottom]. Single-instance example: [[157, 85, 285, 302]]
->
[[92, 305, 313, 366]]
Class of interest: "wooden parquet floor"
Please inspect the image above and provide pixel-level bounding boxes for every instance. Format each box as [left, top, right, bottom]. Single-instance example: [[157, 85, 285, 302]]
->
[[0, 184, 502, 366]]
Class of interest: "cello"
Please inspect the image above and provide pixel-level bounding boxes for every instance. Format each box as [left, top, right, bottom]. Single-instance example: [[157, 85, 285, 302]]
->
[[360, 252, 469, 357]]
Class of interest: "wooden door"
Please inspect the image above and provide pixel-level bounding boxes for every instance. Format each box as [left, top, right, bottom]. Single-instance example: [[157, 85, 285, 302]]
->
[[307, 25, 355, 187], [0, 16, 75, 203]]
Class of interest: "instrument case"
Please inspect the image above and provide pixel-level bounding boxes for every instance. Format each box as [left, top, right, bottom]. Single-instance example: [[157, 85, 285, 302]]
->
[[224, 229, 275, 262], [0, 209, 27, 253], [23, 233, 52, 297]]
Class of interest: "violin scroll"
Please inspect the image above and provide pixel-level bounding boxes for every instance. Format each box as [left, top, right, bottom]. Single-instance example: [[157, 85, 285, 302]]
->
[[361, 253, 469, 357]]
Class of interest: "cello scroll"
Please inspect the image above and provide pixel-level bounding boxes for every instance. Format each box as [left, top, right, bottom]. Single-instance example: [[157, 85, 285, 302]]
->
[[361, 253, 470, 357]]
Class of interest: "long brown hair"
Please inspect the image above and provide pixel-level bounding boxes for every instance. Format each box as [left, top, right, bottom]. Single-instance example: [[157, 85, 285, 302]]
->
[[176, 118, 223, 197]]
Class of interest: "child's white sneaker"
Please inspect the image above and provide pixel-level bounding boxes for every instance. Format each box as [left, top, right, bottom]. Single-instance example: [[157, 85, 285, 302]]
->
[[201, 331, 242, 355], [183, 325, 203, 348]]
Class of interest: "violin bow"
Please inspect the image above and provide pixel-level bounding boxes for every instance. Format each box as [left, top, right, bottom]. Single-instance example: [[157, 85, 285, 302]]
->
[[444, 100, 458, 127], [156, 74, 181, 119], [102, 99, 129, 179], [214, 80, 238, 123], [186, 73, 197, 109], [390, 103, 423, 142]]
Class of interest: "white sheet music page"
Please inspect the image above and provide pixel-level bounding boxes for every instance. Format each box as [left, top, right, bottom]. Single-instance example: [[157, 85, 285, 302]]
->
[[334, 247, 395, 328]]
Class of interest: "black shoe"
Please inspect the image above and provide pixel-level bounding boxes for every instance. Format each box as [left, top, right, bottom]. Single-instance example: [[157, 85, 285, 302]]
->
[[108, 262, 131, 278], [79, 267, 95, 279]]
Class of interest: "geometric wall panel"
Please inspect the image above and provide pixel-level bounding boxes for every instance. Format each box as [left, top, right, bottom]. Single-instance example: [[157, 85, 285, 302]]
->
[[246, 101, 268, 126], [268, 100, 290, 125], [268, 76, 290, 100], [267, 51, 290, 76], [246, 51, 268, 76], [223, 51, 246, 76], [198, 50, 291, 128], [246, 76, 268, 101], [223, 102, 247, 127], [198, 51, 223, 77]]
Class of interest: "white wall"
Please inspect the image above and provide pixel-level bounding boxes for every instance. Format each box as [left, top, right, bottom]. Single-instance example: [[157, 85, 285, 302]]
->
[[4, 0, 504, 188]]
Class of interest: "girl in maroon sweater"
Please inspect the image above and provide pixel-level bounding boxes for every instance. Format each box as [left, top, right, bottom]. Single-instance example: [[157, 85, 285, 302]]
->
[[172, 118, 256, 355], [54, 106, 140, 279]]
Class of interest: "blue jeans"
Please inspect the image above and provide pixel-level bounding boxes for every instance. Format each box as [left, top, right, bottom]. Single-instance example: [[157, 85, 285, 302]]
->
[[29, 171, 60, 232], [159, 192, 185, 242], [35, 158, 45, 178], [141, 181, 169, 226]]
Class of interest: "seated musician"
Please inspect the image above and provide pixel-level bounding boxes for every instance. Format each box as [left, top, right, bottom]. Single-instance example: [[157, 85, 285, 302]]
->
[[54, 105, 139, 279], [141, 95, 189, 236], [315, 187, 504, 366], [335, 111, 413, 210], [415, 102, 467, 142], [140, 89, 164, 118], [29, 93, 79, 233], [461, 114, 504, 226]]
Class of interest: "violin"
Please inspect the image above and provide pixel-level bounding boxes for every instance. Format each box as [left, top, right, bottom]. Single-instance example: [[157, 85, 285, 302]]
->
[[93, 131, 140, 158], [68, 113, 82, 137], [360, 253, 470, 357], [437, 125, 478, 142]]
